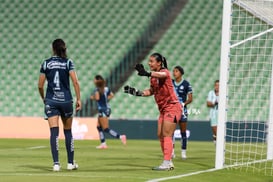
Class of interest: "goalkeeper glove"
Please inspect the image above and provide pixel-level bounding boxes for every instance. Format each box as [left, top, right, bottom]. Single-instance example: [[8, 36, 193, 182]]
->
[[135, 64, 151, 77], [124, 85, 143, 96]]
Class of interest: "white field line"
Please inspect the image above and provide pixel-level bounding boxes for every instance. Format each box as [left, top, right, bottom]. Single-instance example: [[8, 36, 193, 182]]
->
[[147, 168, 219, 182], [146, 168, 219, 182], [0, 146, 46, 151], [27, 146, 47, 150], [147, 159, 272, 182], [0, 173, 148, 180]]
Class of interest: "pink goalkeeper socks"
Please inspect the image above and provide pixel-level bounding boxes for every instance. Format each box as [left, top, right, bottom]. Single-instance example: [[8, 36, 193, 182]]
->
[[163, 137, 173, 160], [160, 138, 164, 153]]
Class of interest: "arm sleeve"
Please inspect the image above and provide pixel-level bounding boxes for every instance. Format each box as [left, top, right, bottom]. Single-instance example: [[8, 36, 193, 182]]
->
[[187, 82, 193, 94], [40, 61, 46, 74], [67, 59, 75, 71]]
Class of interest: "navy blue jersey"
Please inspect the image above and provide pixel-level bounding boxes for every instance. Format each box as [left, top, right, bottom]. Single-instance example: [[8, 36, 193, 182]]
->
[[93, 87, 111, 111], [172, 79, 193, 108], [40, 56, 75, 102]]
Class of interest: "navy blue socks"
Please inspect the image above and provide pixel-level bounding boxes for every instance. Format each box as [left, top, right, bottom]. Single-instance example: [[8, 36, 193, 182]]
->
[[64, 129, 74, 164], [104, 128, 120, 139], [97, 126, 106, 143], [50, 127, 59, 164], [181, 132, 187, 150]]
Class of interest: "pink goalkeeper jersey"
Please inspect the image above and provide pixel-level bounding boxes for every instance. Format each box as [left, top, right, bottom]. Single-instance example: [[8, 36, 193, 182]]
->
[[150, 68, 179, 112]]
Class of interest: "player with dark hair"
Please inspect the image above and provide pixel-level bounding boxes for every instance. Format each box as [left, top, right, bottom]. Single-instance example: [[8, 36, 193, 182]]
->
[[38, 38, 81, 171], [90, 75, 126, 149], [172, 66, 193, 159], [207, 80, 219, 144], [124, 53, 182, 171]]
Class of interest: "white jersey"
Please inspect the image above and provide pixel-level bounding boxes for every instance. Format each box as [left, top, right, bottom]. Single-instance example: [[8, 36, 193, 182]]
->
[[207, 90, 218, 125]]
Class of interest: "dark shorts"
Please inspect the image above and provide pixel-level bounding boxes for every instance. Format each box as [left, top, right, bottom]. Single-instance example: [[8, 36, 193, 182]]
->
[[44, 100, 73, 119], [98, 108, 111, 117], [180, 107, 188, 123]]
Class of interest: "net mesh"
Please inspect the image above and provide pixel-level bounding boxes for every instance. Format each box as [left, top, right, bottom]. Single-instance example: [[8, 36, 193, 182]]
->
[[225, 0, 273, 175]]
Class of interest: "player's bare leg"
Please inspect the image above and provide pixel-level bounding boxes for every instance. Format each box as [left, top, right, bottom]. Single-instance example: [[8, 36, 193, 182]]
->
[[99, 116, 109, 129]]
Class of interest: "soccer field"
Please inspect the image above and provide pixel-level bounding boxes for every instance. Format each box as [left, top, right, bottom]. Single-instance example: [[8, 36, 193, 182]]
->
[[0, 139, 271, 182]]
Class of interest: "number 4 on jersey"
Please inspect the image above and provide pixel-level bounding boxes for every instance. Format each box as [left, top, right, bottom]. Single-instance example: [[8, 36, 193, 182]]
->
[[54, 71, 60, 90]]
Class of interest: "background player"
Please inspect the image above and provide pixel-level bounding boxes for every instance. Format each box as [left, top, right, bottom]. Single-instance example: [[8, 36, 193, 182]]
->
[[124, 53, 182, 171], [172, 66, 193, 159], [207, 80, 219, 144], [38, 38, 81, 171], [90, 75, 126, 149]]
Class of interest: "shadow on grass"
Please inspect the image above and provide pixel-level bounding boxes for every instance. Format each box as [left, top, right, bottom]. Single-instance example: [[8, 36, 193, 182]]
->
[[19, 164, 151, 173], [14, 165, 52, 172]]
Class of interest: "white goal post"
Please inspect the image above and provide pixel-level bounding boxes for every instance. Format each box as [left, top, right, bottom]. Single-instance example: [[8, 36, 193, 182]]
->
[[216, 0, 273, 175]]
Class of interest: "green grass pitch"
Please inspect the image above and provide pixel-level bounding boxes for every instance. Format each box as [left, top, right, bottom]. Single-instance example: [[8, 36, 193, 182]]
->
[[0, 139, 271, 182]]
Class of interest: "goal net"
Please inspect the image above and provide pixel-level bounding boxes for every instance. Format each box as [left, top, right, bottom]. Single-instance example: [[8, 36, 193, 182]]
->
[[217, 0, 273, 175]]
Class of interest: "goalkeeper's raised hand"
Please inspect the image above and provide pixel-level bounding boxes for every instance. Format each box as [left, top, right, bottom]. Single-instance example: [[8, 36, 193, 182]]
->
[[135, 64, 151, 77], [124, 85, 143, 96]]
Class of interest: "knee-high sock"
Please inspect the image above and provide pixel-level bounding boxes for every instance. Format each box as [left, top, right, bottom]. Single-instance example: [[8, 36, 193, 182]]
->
[[163, 137, 173, 161], [97, 126, 105, 143], [172, 135, 175, 149], [181, 132, 187, 150], [104, 128, 120, 139], [50, 127, 59, 164], [160, 138, 164, 154], [64, 129, 74, 164]]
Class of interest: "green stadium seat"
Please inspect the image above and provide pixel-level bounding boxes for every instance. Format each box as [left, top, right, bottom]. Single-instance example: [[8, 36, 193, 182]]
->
[[4, 0, 271, 121], [0, 0, 169, 116], [110, 0, 224, 120]]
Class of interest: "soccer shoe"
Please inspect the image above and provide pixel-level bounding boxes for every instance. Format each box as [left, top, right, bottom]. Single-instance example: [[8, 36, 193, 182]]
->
[[181, 150, 187, 159], [96, 143, 108, 149], [67, 163, 78, 170], [120, 135, 127, 145], [53, 164, 61, 172], [152, 161, 174, 171]]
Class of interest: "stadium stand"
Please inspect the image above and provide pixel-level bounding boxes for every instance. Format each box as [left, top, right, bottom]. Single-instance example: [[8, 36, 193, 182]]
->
[[4, 0, 269, 122], [110, 0, 223, 120], [0, 0, 170, 116]]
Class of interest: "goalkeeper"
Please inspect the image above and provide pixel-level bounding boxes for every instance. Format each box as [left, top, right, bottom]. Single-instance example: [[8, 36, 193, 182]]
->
[[124, 53, 182, 171]]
